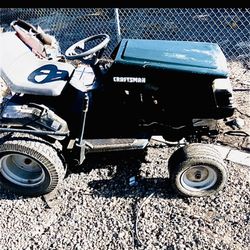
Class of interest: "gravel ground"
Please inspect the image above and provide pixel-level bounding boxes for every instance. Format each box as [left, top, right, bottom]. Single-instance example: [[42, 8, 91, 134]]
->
[[0, 60, 249, 250]]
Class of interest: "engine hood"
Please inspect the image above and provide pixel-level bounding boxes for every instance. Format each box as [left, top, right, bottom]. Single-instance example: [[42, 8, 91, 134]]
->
[[115, 39, 229, 77]]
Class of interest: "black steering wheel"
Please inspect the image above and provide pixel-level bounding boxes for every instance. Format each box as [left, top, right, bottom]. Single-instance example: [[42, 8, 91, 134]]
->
[[65, 34, 110, 61]]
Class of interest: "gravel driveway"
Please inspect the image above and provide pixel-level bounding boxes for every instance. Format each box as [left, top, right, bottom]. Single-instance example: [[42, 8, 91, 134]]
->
[[0, 139, 249, 250]]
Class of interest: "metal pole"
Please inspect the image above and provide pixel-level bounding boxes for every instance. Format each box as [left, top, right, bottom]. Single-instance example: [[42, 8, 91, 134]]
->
[[114, 8, 121, 42]]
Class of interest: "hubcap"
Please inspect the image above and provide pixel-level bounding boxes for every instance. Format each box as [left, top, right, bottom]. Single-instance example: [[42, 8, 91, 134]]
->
[[180, 165, 217, 191], [0, 153, 45, 187]]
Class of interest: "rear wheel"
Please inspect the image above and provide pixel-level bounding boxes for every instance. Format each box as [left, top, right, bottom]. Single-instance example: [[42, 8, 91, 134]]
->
[[168, 143, 228, 197], [0, 133, 66, 197]]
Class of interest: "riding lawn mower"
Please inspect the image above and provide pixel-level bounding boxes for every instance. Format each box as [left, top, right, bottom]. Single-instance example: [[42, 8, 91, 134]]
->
[[0, 19, 235, 197]]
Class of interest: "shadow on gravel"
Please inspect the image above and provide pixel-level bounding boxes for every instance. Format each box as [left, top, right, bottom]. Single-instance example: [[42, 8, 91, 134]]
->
[[87, 177, 177, 200], [0, 148, 180, 201], [67, 149, 179, 200], [0, 188, 23, 200]]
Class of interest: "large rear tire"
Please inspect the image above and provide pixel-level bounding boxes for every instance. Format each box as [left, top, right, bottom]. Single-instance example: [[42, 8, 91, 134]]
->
[[0, 133, 66, 197], [168, 143, 228, 197]]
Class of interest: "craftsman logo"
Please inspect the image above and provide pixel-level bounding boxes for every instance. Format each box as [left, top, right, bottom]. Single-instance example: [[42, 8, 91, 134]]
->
[[113, 77, 146, 83]]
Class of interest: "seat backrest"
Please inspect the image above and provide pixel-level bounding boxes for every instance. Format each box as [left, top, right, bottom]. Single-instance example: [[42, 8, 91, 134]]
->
[[11, 19, 47, 59]]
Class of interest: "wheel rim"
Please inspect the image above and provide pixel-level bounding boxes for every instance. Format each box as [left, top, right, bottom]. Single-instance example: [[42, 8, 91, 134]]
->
[[0, 153, 45, 187], [180, 165, 217, 191]]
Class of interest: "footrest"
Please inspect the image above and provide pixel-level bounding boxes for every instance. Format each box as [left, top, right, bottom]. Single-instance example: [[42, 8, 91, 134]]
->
[[85, 138, 149, 153]]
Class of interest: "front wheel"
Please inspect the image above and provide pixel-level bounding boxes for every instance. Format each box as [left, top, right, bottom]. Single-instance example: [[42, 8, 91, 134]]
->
[[168, 143, 228, 197], [0, 133, 66, 197]]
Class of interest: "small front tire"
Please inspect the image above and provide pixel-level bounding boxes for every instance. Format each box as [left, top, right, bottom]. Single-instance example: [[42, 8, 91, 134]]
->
[[168, 143, 228, 197]]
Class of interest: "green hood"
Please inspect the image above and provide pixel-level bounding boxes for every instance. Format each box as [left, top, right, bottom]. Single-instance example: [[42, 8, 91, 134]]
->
[[115, 39, 229, 77]]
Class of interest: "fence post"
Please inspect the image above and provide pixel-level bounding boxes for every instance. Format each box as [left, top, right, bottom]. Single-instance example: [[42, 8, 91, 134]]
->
[[114, 8, 121, 42]]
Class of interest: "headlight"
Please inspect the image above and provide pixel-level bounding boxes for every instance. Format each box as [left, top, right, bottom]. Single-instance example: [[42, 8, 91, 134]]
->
[[212, 78, 234, 107]]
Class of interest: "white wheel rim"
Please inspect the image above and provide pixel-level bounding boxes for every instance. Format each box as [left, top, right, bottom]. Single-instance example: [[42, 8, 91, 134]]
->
[[0, 153, 45, 187], [180, 165, 217, 191]]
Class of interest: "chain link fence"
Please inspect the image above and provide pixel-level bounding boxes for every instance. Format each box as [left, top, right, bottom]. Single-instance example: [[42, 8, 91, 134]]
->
[[1, 8, 250, 72]]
